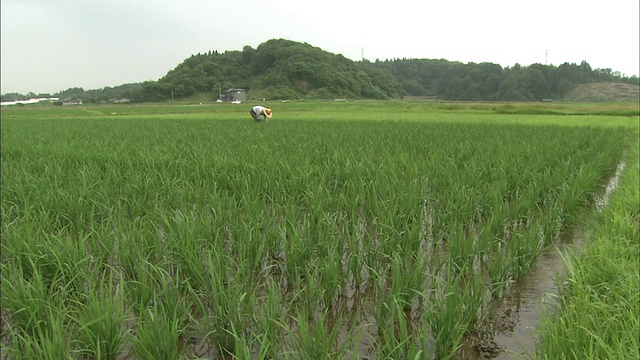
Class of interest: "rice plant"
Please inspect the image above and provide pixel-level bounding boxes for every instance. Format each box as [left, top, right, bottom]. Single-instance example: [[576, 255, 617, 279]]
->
[[74, 273, 127, 360]]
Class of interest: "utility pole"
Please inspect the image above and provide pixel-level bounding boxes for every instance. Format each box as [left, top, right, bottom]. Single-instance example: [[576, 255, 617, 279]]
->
[[545, 49, 548, 65], [361, 47, 364, 61]]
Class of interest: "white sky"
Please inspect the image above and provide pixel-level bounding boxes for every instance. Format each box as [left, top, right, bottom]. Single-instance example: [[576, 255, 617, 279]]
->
[[2, 0, 639, 94]]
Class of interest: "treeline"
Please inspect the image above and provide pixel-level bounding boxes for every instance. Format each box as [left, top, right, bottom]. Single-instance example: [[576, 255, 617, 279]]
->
[[378, 58, 638, 101], [0, 83, 142, 103], [55, 83, 143, 103], [2, 39, 638, 102]]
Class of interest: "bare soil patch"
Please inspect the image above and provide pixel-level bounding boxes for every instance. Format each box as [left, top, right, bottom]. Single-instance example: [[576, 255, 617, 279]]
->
[[563, 82, 639, 102]]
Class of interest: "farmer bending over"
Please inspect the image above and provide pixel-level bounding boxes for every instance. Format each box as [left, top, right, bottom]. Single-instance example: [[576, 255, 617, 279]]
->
[[250, 105, 272, 122]]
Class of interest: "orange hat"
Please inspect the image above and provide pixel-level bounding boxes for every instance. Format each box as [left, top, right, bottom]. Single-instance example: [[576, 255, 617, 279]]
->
[[264, 108, 272, 118]]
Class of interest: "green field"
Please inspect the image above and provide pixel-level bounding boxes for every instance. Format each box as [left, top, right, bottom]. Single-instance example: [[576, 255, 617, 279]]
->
[[1, 101, 637, 359]]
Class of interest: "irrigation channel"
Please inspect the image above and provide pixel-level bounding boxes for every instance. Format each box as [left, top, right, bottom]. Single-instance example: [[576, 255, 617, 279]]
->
[[457, 160, 626, 359]]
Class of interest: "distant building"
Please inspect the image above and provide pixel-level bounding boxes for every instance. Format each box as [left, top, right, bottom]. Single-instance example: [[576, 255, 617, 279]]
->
[[62, 98, 83, 105], [226, 89, 246, 102], [111, 98, 131, 103]]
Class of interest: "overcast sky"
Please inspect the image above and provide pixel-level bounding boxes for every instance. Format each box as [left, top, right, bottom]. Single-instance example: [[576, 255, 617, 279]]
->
[[2, 0, 638, 94]]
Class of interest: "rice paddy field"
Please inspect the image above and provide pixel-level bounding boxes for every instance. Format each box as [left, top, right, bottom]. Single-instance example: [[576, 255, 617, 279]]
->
[[1, 100, 638, 359]]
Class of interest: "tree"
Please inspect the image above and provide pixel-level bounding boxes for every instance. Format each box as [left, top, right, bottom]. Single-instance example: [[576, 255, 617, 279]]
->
[[557, 62, 582, 84], [580, 60, 593, 83], [557, 79, 574, 97], [242, 45, 255, 65], [444, 77, 465, 100]]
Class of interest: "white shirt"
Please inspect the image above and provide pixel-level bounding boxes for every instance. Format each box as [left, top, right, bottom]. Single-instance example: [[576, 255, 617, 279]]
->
[[252, 105, 267, 115]]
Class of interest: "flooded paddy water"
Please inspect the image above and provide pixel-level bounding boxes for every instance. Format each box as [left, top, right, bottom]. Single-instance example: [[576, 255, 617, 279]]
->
[[455, 233, 580, 359], [456, 160, 625, 359]]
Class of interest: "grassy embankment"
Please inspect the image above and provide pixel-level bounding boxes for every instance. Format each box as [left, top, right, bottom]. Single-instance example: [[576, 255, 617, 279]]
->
[[537, 123, 639, 359]]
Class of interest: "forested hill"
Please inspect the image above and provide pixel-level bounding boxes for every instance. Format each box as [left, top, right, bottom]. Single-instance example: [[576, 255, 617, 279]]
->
[[136, 38, 638, 102], [139, 39, 404, 101], [6, 38, 636, 103]]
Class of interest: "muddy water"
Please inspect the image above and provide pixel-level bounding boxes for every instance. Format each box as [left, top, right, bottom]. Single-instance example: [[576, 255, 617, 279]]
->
[[458, 160, 625, 359], [488, 238, 574, 359], [596, 161, 626, 212], [454, 235, 577, 360]]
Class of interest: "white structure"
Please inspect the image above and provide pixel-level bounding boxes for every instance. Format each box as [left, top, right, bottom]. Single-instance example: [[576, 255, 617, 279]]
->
[[0, 98, 59, 106]]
